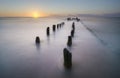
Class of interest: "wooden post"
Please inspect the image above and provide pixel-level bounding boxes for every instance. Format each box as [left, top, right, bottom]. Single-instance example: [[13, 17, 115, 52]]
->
[[57, 24, 59, 29], [35, 36, 40, 44], [53, 25, 56, 31], [46, 27, 50, 36], [72, 22, 75, 30], [63, 48, 72, 68], [67, 36, 72, 46], [71, 29, 74, 37]]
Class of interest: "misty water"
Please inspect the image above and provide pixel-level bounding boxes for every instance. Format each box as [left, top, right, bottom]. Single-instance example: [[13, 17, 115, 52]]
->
[[0, 16, 120, 78]]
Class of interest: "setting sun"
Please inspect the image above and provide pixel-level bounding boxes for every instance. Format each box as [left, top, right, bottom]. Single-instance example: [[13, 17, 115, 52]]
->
[[33, 12, 39, 18]]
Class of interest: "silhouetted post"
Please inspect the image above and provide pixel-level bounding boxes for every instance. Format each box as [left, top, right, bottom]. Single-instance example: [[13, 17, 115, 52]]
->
[[61, 22, 65, 26], [63, 22, 65, 25], [63, 48, 72, 68], [67, 36, 72, 46], [77, 19, 80, 22], [71, 29, 74, 37], [59, 24, 61, 28], [46, 27, 50, 36], [35, 36, 40, 44], [76, 17, 80, 22], [53, 25, 56, 31], [67, 17, 71, 21], [57, 24, 59, 29], [72, 22, 75, 30]]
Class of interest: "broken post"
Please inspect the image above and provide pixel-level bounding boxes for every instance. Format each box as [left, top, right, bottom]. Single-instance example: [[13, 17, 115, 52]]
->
[[59, 24, 61, 28], [71, 29, 74, 37], [61, 22, 65, 26], [67, 36, 72, 46], [67, 17, 71, 21], [53, 25, 56, 31], [46, 27, 50, 36], [57, 24, 59, 29], [72, 22, 75, 30], [63, 48, 72, 68], [35, 36, 40, 44]]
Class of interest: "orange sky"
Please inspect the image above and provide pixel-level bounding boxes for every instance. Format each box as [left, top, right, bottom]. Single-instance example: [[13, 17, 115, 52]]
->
[[0, 0, 120, 17], [0, 11, 50, 17]]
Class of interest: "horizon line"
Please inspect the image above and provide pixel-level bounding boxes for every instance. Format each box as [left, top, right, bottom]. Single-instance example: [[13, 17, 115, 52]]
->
[[0, 13, 120, 18]]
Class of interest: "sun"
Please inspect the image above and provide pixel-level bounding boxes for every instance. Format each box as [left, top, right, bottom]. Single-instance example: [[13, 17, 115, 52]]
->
[[33, 12, 39, 18]]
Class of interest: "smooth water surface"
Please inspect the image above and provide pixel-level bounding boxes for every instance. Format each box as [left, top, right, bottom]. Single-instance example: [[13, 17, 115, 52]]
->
[[0, 17, 120, 78]]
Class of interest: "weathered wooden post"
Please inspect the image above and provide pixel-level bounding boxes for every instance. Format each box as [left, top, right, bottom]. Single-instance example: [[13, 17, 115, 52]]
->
[[67, 17, 71, 21], [71, 29, 74, 37], [35, 36, 40, 44], [57, 24, 59, 29], [53, 25, 56, 31], [67, 36, 72, 46], [46, 27, 50, 36], [61, 22, 65, 26], [63, 48, 72, 68], [72, 22, 75, 30], [59, 24, 61, 28]]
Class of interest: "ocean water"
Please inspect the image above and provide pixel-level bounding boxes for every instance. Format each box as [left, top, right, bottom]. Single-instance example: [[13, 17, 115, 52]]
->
[[0, 16, 120, 78]]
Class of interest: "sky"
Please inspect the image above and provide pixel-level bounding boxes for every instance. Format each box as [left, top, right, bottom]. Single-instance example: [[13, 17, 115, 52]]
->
[[0, 0, 120, 17]]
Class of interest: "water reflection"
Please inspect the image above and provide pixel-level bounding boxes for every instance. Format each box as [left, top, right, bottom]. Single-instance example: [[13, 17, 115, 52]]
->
[[35, 43, 40, 51], [53, 31, 56, 39], [47, 35, 50, 45], [63, 67, 73, 78]]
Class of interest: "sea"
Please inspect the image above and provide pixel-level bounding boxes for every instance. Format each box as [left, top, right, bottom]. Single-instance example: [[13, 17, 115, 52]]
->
[[0, 16, 120, 78]]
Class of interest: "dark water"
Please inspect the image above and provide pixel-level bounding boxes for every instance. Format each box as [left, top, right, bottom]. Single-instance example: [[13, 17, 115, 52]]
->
[[0, 17, 120, 78]]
